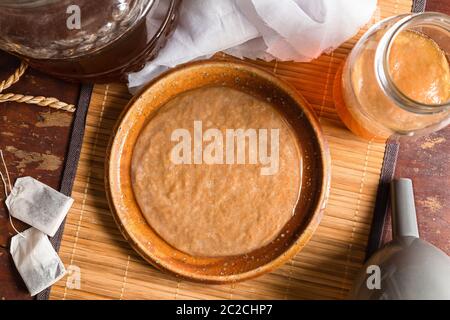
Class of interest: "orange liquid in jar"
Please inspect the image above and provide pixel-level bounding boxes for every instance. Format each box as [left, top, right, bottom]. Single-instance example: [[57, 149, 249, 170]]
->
[[337, 30, 450, 141]]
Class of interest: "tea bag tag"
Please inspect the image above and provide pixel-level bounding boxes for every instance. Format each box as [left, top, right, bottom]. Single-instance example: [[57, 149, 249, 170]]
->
[[6, 177, 74, 237], [10, 227, 66, 296]]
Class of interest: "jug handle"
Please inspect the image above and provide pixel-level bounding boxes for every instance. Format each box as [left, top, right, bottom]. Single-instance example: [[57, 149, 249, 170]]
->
[[391, 178, 420, 239]]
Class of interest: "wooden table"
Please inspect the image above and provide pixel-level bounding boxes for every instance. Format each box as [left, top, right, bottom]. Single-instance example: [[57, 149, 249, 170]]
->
[[0, 0, 449, 300], [389, 0, 450, 255], [0, 52, 82, 300]]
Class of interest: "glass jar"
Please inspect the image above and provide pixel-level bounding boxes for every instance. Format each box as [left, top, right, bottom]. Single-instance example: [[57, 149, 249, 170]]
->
[[336, 12, 450, 142], [0, 0, 181, 82]]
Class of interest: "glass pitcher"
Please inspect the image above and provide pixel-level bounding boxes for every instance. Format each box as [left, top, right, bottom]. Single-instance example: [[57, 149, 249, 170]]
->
[[0, 0, 181, 82]]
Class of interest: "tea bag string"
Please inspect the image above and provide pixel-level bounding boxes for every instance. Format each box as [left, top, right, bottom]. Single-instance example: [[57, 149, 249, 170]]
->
[[0, 61, 76, 112], [0, 150, 25, 238]]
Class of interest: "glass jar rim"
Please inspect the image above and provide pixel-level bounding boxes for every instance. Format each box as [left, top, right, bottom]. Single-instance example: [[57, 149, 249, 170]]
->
[[375, 12, 450, 115]]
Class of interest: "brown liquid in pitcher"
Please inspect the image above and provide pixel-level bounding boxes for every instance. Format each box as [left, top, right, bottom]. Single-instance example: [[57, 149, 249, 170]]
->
[[17, 0, 180, 83]]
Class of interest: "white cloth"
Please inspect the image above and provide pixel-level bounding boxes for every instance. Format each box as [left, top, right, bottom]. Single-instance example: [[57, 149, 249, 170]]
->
[[6, 177, 74, 237], [10, 228, 66, 296], [128, 0, 377, 93]]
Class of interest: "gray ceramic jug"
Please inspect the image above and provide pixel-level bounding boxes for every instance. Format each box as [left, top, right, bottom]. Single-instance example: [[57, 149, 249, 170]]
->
[[349, 178, 450, 300]]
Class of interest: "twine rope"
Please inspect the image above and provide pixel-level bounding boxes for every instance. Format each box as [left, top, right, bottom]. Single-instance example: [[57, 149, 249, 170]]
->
[[0, 61, 75, 112], [0, 149, 25, 238]]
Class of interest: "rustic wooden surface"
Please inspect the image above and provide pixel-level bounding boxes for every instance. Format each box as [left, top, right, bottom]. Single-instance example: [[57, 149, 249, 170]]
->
[[0, 51, 80, 299], [381, 0, 450, 255]]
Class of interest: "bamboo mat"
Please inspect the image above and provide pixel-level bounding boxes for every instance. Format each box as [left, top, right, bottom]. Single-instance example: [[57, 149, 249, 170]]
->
[[50, 0, 413, 300]]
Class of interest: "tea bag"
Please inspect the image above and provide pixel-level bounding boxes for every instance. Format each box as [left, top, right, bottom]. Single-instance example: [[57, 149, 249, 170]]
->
[[5, 177, 74, 237], [10, 227, 66, 296]]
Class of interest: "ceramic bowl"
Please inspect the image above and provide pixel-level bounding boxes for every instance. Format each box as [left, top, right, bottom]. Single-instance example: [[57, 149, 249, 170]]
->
[[106, 60, 330, 283]]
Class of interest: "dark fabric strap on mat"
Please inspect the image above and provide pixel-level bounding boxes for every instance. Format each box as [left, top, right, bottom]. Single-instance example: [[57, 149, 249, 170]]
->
[[36, 84, 93, 300], [365, 140, 399, 260], [412, 0, 427, 12]]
